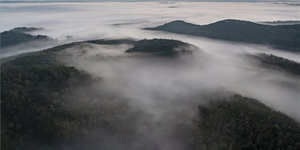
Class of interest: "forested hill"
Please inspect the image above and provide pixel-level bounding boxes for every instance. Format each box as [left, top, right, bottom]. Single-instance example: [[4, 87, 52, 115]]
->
[[1, 42, 147, 150], [126, 39, 194, 56], [250, 53, 300, 76], [0, 27, 51, 49], [147, 19, 300, 52]]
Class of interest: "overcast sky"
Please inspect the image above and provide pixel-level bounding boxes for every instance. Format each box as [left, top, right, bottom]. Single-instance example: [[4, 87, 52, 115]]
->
[[1, 0, 299, 2]]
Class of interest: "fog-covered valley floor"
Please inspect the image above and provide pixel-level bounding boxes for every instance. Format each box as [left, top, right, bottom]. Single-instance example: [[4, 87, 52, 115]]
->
[[1, 2, 300, 150]]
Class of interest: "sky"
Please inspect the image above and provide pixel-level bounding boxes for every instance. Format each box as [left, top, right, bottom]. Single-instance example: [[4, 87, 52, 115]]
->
[[1, 0, 299, 3]]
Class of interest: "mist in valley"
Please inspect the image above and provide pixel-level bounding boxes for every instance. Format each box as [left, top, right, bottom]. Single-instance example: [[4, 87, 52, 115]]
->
[[1, 2, 299, 150]]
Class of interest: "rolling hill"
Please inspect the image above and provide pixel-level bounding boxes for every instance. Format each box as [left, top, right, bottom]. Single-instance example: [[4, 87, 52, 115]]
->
[[250, 53, 300, 76], [1, 27, 52, 49], [146, 19, 300, 52]]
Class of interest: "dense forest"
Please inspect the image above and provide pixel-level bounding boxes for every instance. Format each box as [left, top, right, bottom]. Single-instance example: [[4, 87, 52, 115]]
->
[[250, 53, 300, 76], [126, 39, 193, 56], [0, 27, 51, 49], [192, 95, 300, 150], [1, 43, 149, 150], [147, 19, 300, 52]]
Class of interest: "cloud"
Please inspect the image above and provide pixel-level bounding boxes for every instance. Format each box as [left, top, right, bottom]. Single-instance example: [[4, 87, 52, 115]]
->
[[2, 1, 299, 119], [1, 0, 299, 3], [2, 2, 299, 149]]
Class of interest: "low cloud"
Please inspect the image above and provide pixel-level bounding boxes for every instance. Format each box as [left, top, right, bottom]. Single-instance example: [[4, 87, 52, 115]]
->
[[1, 2, 299, 149]]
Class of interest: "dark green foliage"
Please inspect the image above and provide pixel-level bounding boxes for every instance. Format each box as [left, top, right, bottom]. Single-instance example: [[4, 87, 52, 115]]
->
[[147, 19, 300, 52], [251, 53, 300, 76], [1, 60, 143, 149], [1, 30, 49, 49], [192, 95, 300, 150], [1, 44, 147, 150], [1, 51, 91, 149], [126, 38, 186, 53], [126, 39, 192, 56], [87, 38, 136, 45]]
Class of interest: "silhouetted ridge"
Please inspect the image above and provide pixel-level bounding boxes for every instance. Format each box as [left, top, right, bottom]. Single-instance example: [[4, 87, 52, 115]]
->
[[250, 53, 300, 76], [147, 19, 300, 52], [1, 28, 51, 49]]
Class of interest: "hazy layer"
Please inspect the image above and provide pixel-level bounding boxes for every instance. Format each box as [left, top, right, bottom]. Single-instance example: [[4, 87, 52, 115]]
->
[[1, 2, 299, 121], [1, 2, 299, 35]]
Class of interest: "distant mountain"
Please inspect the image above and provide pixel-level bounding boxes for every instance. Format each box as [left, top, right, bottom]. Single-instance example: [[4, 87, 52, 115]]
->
[[259, 20, 300, 26], [147, 19, 300, 52], [1, 27, 51, 49], [126, 38, 194, 56], [250, 53, 300, 76]]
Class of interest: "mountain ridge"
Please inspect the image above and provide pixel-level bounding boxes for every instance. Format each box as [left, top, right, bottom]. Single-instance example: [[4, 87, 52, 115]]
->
[[146, 19, 300, 52]]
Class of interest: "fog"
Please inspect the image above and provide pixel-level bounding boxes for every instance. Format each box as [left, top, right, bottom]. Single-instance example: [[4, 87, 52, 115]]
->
[[1, 2, 299, 33], [54, 37, 300, 149], [56, 35, 300, 118], [1, 2, 299, 55], [1, 2, 299, 149]]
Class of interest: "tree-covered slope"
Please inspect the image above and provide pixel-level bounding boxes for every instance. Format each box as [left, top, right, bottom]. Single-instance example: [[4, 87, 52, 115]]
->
[[147, 19, 300, 52], [250, 53, 300, 76], [0, 43, 147, 150], [1, 28, 51, 49], [192, 95, 300, 150]]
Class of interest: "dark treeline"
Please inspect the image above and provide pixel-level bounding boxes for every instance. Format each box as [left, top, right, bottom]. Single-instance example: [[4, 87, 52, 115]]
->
[[250, 53, 300, 76], [87, 38, 136, 45], [126, 39, 187, 53], [126, 39, 193, 57], [1, 27, 51, 49], [147, 19, 300, 52]]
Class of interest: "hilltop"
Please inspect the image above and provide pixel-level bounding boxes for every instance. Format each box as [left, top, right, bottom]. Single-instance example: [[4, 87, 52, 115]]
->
[[126, 38, 194, 56], [1, 27, 52, 49]]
